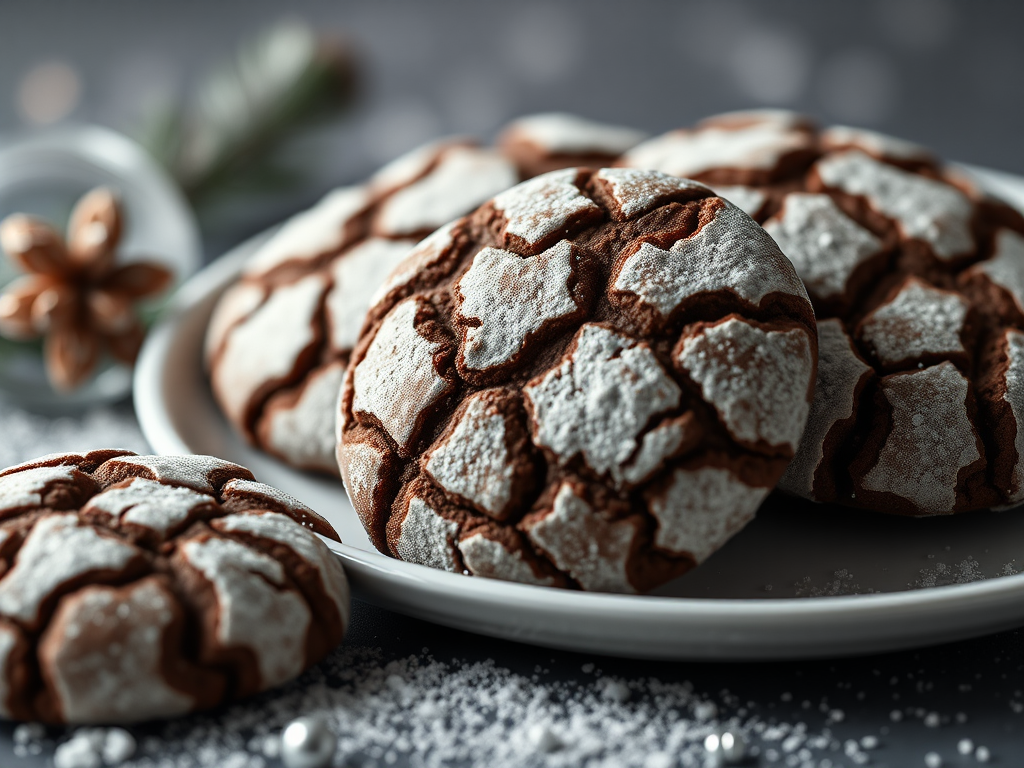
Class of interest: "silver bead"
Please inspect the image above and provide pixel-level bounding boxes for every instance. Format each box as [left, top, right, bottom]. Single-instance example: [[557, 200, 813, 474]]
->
[[280, 714, 337, 768], [703, 730, 747, 765]]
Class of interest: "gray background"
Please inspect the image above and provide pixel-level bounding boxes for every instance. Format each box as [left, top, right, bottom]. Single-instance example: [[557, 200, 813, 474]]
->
[[0, 1, 1023, 765]]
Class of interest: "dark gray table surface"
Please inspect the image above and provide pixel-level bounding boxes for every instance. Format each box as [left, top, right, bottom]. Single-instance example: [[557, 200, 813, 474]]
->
[[1, 2, 1023, 765]]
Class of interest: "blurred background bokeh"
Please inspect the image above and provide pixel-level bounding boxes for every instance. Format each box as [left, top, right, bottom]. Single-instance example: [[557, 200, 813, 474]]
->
[[1, 0, 1021, 253]]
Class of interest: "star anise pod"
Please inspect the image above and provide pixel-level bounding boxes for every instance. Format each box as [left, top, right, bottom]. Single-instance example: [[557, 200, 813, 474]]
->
[[0, 187, 173, 391]]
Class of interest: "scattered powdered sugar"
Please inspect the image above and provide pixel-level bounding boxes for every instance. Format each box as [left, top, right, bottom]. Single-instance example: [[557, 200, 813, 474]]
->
[[793, 569, 873, 598], [424, 393, 516, 518], [243, 186, 368, 278], [708, 185, 767, 217], [779, 319, 873, 499], [614, 202, 807, 316], [524, 324, 681, 478], [594, 168, 707, 219], [861, 362, 980, 514], [181, 537, 310, 689], [526, 482, 637, 593], [973, 228, 1024, 316], [492, 170, 600, 248], [623, 120, 811, 178], [83, 477, 214, 537], [351, 298, 450, 452], [763, 192, 883, 301], [456, 241, 577, 371], [1001, 330, 1024, 502], [911, 557, 989, 589], [0, 514, 139, 628], [676, 319, 813, 454], [820, 126, 931, 161], [326, 238, 417, 352], [375, 147, 517, 237], [395, 497, 459, 572], [859, 278, 968, 366], [213, 274, 326, 427], [457, 533, 555, 587], [815, 150, 973, 260], [505, 113, 648, 155], [646, 465, 766, 561], [262, 362, 345, 474]]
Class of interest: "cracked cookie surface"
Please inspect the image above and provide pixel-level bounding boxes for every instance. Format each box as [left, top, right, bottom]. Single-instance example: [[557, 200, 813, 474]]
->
[[337, 167, 817, 593]]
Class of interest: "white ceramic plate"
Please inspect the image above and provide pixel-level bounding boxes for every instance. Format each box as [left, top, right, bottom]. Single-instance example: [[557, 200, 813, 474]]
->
[[136, 165, 1024, 660]]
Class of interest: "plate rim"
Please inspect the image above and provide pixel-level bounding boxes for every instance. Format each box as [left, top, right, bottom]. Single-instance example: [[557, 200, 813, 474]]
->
[[134, 163, 1024, 659]]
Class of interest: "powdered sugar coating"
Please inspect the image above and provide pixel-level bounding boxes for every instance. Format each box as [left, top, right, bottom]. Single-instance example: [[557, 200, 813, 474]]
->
[[821, 126, 931, 161], [262, 362, 345, 474], [83, 478, 214, 537], [221, 478, 316, 519], [708, 185, 767, 217], [623, 121, 811, 178], [395, 497, 459, 572], [204, 283, 265, 363], [375, 147, 517, 237], [595, 168, 707, 219], [243, 186, 368, 278], [779, 319, 873, 498], [763, 193, 883, 301], [424, 393, 515, 518], [860, 278, 969, 366], [0, 514, 139, 628], [862, 362, 980, 513], [213, 273, 326, 427], [0, 451, 348, 723], [182, 537, 310, 689], [457, 534, 556, 586], [677, 319, 813, 454], [0, 465, 77, 515], [456, 241, 577, 371], [326, 239, 416, 352], [1002, 330, 1024, 503], [216, 512, 350, 624], [815, 150, 973, 260], [372, 222, 458, 306], [973, 229, 1024, 316], [338, 441, 388, 518], [41, 578, 194, 723], [351, 297, 450, 452], [492, 169, 600, 248], [647, 466, 766, 561], [503, 113, 647, 155], [614, 202, 807, 316], [369, 140, 448, 193], [525, 324, 681, 478], [105, 455, 248, 494], [620, 415, 694, 487], [526, 483, 637, 594]]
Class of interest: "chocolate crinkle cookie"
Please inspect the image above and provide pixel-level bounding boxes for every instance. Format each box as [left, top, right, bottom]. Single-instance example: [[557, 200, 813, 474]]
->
[[623, 109, 1024, 515], [0, 450, 349, 724], [206, 115, 646, 476], [337, 167, 817, 593]]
